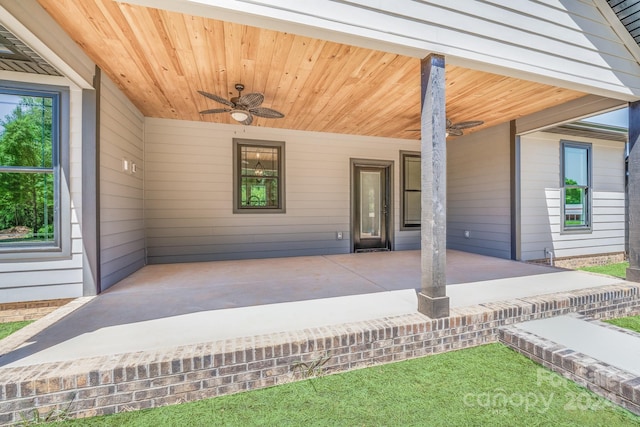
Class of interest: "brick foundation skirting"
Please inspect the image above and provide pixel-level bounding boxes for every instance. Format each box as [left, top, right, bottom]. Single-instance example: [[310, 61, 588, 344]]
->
[[0, 284, 639, 424], [500, 315, 640, 415], [528, 252, 627, 269], [0, 299, 75, 323]]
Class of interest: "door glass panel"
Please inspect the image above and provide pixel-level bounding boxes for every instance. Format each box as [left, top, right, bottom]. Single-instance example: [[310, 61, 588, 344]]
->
[[360, 171, 380, 238]]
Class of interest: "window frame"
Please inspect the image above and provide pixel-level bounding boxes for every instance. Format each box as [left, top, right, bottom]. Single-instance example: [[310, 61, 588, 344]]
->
[[232, 138, 285, 214], [0, 81, 71, 260], [560, 140, 592, 234], [400, 150, 421, 230]]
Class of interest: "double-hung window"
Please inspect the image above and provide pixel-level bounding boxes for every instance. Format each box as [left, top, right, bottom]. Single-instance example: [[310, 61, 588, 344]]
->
[[0, 82, 69, 258], [400, 151, 421, 229], [233, 139, 285, 213], [561, 141, 592, 232]]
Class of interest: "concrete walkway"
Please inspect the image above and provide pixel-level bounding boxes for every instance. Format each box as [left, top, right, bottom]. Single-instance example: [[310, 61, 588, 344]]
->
[[515, 315, 640, 376], [502, 314, 640, 415], [0, 250, 624, 368]]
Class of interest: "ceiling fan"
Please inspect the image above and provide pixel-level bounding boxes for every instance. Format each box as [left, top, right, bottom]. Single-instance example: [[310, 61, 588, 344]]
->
[[445, 119, 484, 136], [406, 118, 484, 137], [198, 83, 284, 125]]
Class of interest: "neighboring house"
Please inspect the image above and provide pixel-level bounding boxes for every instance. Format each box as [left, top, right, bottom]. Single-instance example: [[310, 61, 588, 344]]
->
[[0, 0, 640, 312]]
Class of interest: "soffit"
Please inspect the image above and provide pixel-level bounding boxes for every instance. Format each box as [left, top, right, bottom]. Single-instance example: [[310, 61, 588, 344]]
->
[[37, 0, 588, 139], [543, 122, 628, 142], [608, 0, 640, 47], [0, 24, 61, 77]]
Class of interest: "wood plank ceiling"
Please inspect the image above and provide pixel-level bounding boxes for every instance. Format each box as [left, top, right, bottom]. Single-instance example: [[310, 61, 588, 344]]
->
[[37, 0, 587, 139]]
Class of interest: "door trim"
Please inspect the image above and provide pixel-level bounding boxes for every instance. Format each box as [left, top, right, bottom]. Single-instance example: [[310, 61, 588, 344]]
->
[[350, 158, 394, 253]]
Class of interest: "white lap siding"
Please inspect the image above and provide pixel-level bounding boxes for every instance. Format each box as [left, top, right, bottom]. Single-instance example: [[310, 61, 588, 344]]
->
[[519, 132, 625, 261]]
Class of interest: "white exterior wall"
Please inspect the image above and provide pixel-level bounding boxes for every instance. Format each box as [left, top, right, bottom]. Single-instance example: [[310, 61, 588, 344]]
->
[[519, 132, 626, 261], [447, 123, 512, 259], [144, 118, 420, 263], [100, 75, 145, 289]]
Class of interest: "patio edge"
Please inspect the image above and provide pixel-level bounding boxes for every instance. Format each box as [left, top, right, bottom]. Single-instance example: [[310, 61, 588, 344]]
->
[[0, 283, 639, 424]]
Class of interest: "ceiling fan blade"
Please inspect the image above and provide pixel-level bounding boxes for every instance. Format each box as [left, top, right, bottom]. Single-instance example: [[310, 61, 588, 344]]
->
[[240, 113, 254, 126], [198, 90, 234, 107], [199, 108, 231, 114], [250, 107, 285, 119], [447, 128, 464, 136], [452, 120, 484, 129], [236, 92, 264, 109]]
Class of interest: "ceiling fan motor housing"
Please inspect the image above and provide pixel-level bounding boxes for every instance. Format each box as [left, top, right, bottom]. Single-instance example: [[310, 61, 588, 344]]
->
[[198, 83, 285, 125]]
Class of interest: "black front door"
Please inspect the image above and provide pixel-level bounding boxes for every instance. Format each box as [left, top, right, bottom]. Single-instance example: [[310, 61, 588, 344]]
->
[[352, 162, 391, 252]]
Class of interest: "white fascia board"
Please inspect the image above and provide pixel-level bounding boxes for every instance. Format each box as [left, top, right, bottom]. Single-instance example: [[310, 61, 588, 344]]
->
[[516, 94, 628, 135], [0, 70, 73, 88], [122, 0, 640, 101], [0, 4, 93, 89]]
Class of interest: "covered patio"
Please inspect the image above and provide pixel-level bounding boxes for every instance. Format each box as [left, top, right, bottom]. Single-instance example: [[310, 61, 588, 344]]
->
[[0, 250, 638, 422], [2, 0, 640, 421], [0, 250, 626, 368]]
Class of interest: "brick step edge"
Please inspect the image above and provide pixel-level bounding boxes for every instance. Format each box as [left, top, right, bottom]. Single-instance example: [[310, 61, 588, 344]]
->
[[0, 283, 639, 424], [499, 322, 640, 416]]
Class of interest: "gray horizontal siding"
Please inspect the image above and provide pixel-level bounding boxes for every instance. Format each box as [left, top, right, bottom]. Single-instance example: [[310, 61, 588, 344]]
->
[[0, 85, 85, 303], [144, 118, 420, 263], [99, 74, 145, 289], [446, 123, 512, 260]]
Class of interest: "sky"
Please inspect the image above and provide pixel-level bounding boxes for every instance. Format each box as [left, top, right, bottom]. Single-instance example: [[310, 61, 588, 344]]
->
[[0, 94, 19, 133], [582, 107, 628, 128]]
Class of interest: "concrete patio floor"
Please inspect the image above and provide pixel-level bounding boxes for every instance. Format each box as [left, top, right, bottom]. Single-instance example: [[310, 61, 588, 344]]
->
[[0, 250, 624, 368]]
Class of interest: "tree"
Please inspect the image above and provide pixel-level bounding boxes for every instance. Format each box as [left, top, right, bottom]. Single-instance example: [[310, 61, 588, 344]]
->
[[564, 178, 582, 205], [0, 96, 54, 240]]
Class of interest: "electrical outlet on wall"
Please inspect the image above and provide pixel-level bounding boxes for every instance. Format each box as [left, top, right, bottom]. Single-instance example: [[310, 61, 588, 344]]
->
[[336, 231, 343, 240], [464, 230, 470, 239]]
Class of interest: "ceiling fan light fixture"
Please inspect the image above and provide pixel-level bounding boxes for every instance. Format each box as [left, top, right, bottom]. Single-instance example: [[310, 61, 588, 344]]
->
[[230, 109, 250, 122]]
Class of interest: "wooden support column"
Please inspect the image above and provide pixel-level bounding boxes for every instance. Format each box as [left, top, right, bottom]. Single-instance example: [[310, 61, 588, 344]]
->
[[627, 101, 640, 282], [417, 54, 450, 318]]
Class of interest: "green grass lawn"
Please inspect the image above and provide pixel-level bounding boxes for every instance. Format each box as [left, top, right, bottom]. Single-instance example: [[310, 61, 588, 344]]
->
[[605, 315, 640, 334], [56, 343, 639, 427], [578, 261, 629, 279], [0, 320, 32, 340]]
